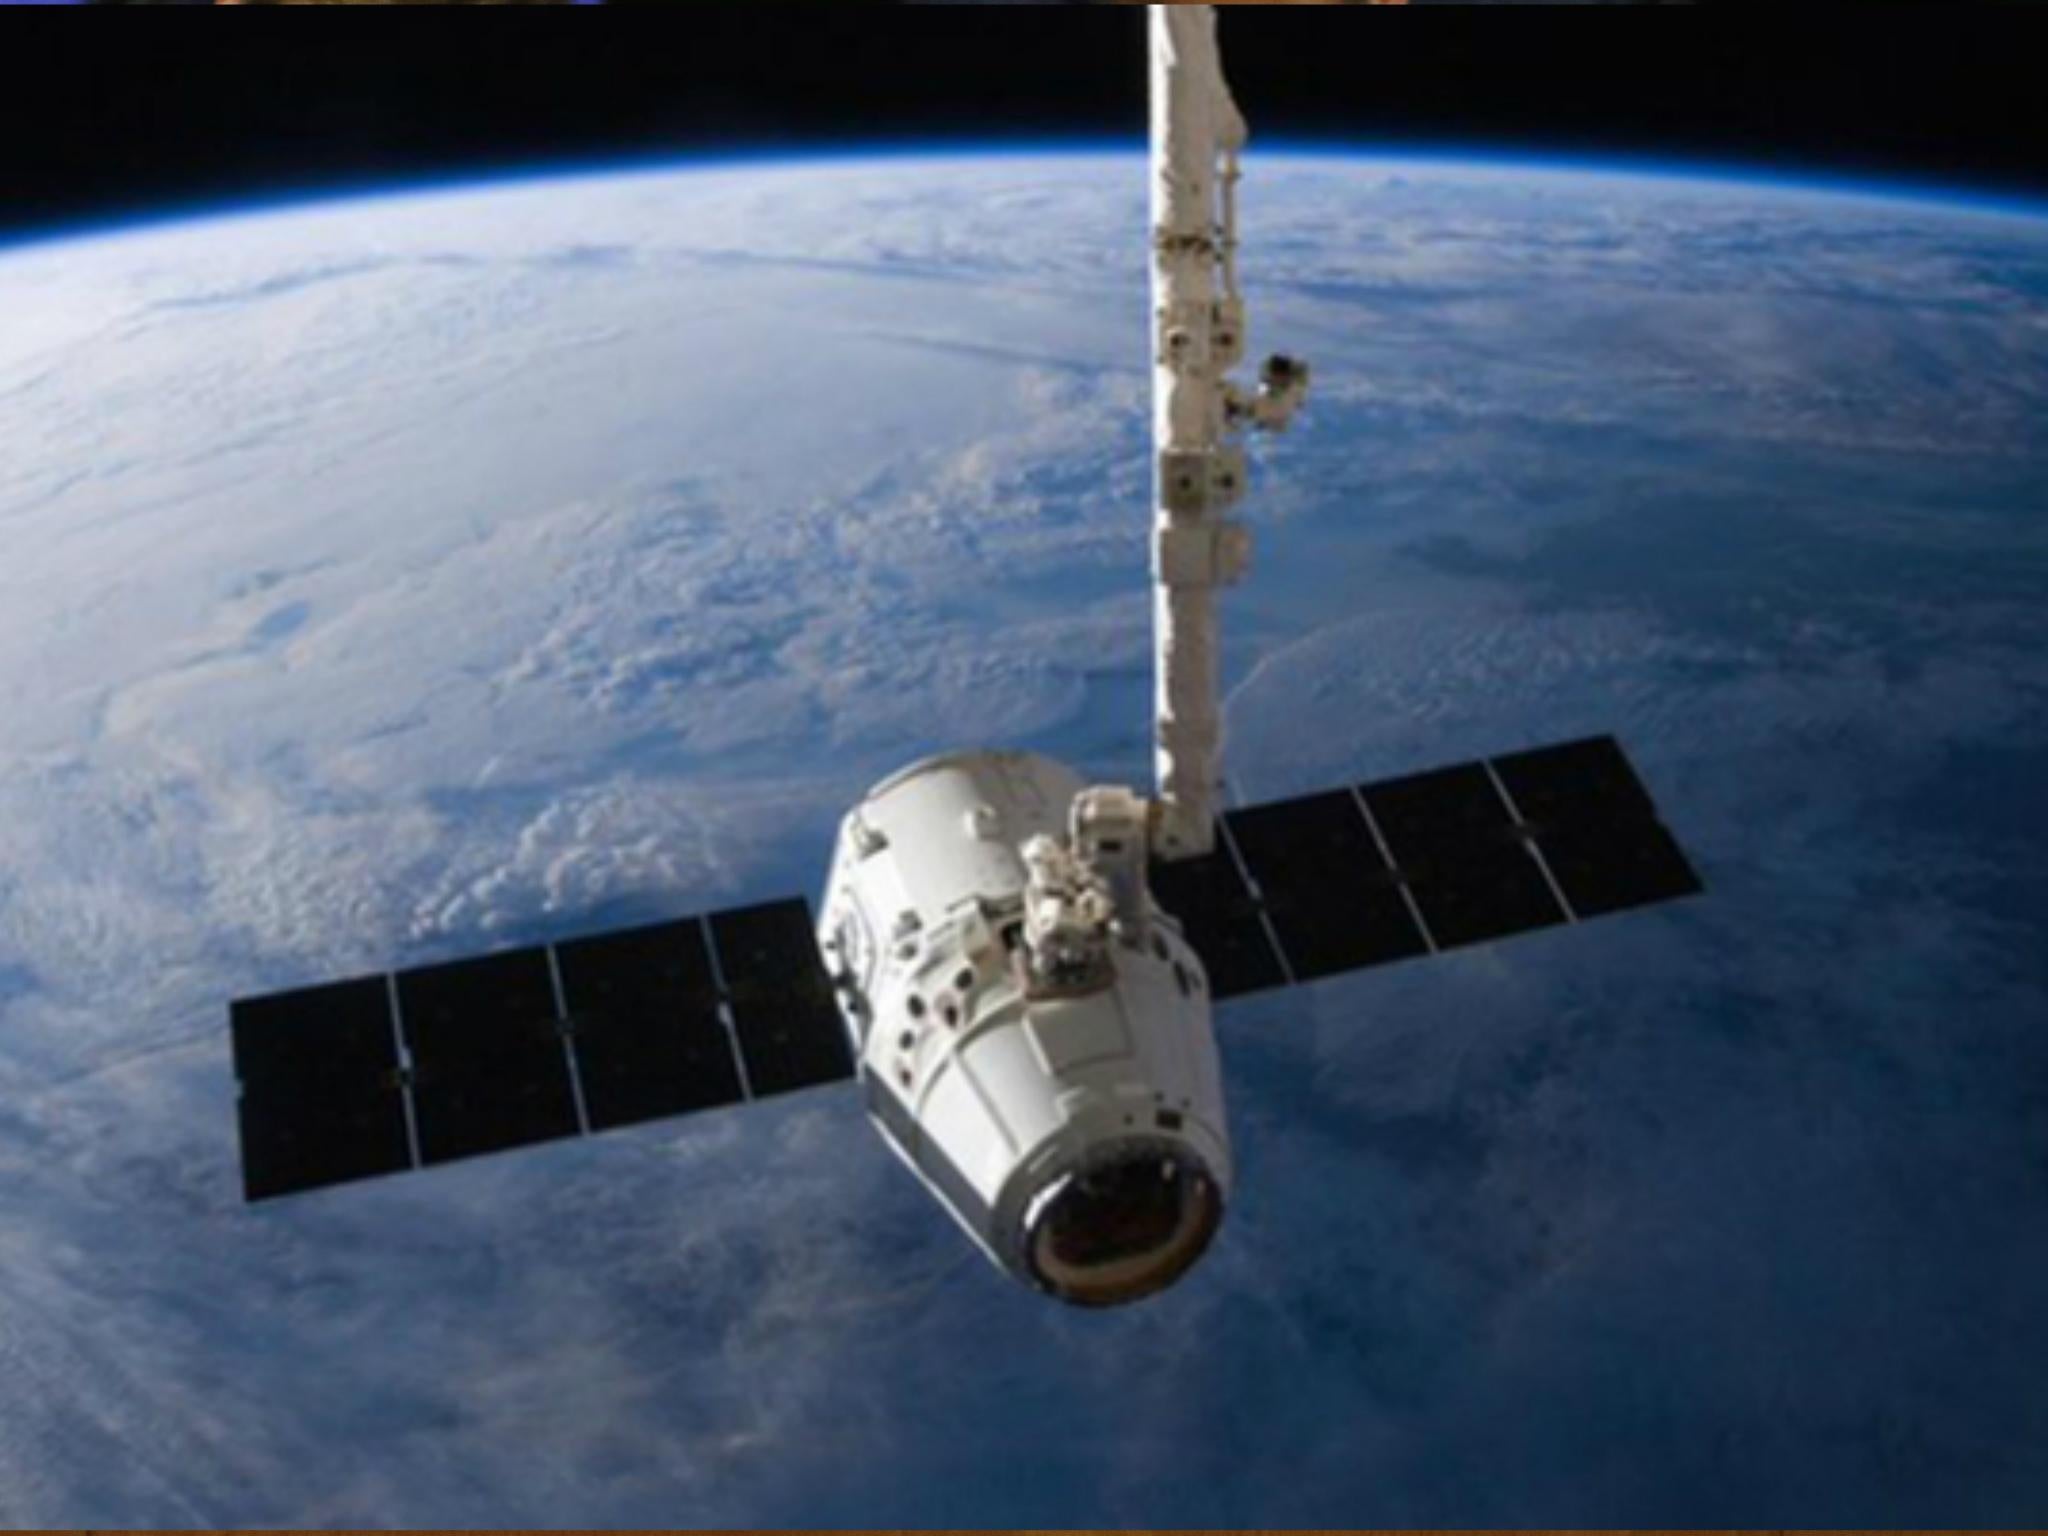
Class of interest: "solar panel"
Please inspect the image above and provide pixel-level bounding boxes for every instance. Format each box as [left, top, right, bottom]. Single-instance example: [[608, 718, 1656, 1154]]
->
[[1146, 839, 1289, 999], [1534, 815, 1703, 918], [1490, 734, 1657, 824], [1492, 736, 1703, 917], [1357, 763, 1569, 949], [230, 891, 855, 1203], [1143, 734, 1699, 1007], [554, 918, 744, 1132], [707, 898, 855, 1098], [396, 947, 582, 1166], [1356, 761, 1516, 857], [231, 975, 413, 1201], [1222, 789, 1428, 980]]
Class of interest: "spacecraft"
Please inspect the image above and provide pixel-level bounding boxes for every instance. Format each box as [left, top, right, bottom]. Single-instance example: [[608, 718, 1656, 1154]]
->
[[228, 8, 1701, 1307]]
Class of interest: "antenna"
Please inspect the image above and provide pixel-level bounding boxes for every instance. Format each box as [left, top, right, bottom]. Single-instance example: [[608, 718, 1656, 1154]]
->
[[1147, 5, 1310, 862]]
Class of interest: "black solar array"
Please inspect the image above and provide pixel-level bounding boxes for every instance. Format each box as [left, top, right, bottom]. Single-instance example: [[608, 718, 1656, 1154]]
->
[[1150, 734, 1701, 1000], [399, 947, 579, 1166], [555, 917, 739, 1131], [1359, 762, 1566, 950], [231, 975, 412, 1202], [1226, 788, 1428, 981], [1145, 838, 1287, 998], [230, 896, 853, 1202], [1491, 736, 1705, 917], [710, 899, 856, 1099]]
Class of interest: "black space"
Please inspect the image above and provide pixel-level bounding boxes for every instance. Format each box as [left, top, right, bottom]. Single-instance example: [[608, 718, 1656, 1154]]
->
[[3, 7, 2046, 247]]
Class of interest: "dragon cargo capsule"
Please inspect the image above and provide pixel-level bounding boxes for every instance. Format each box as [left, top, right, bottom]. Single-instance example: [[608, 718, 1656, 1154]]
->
[[817, 751, 1231, 1306]]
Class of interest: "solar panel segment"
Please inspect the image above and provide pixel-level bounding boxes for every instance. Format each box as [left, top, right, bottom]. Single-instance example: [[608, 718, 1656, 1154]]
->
[[1491, 735, 1704, 917], [1353, 758, 1568, 949], [1394, 832, 1568, 950], [555, 917, 744, 1131], [708, 898, 856, 1098], [1532, 814, 1703, 918], [1490, 734, 1658, 825], [1221, 789, 1428, 980], [230, 975, 414, 1202], [396, 947, 582, 1166], [1356, 760, 1517, 857], [1144, 838, 1289, 1000]]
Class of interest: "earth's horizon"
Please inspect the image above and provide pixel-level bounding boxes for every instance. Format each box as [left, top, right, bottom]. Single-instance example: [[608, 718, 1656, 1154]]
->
[[1, 148, 2044, 1526], [15, 142, 2048, 264]]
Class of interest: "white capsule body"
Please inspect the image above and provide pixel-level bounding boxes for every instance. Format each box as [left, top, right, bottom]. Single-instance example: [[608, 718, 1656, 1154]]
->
[[818, 750, 1232, 1305]]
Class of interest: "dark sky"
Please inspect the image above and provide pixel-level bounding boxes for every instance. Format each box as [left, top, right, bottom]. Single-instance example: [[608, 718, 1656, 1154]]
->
[[4, 6, 2046, 247]]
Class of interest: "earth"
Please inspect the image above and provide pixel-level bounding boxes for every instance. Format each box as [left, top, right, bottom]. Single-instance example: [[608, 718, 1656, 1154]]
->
[[1, 151, 2045, 1526]]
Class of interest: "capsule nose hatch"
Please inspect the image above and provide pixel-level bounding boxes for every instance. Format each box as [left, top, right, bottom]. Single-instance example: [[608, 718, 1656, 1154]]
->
[[1022, 1146, 1224, 1307]]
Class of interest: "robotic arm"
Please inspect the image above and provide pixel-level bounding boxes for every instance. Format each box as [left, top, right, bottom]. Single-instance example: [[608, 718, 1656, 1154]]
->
[[1020, 5, 1308, 974], [1146, 3, 1309, 862]]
